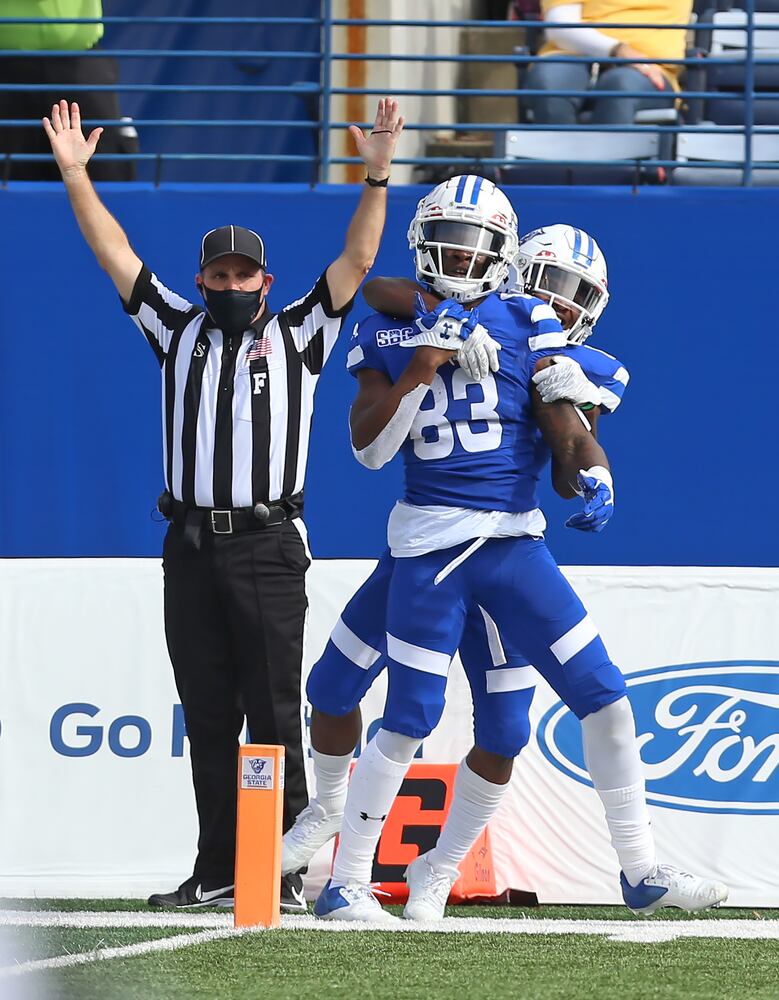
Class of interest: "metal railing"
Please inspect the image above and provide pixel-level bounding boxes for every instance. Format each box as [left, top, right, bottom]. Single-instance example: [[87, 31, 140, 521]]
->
[[0, 2, 775, 185]]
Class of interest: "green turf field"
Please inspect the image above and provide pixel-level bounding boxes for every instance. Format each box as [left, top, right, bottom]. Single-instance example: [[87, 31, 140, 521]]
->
[[2, 902, 778, 1000]]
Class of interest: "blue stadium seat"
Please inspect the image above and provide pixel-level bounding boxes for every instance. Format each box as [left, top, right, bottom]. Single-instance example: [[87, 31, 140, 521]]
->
[[672, 7, 779, 183], [509, 39, 687, 183], [496, 124, 670, 184], [671, 126, 779, 183], [691, 8, 779, 122]]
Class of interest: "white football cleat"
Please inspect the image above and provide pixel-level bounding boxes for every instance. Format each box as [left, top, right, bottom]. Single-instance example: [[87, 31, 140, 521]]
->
[[282, 800, 342, 875], [621, 864, 729, 916], [403, 852, 458, 922], [313, 880, 400, 923]]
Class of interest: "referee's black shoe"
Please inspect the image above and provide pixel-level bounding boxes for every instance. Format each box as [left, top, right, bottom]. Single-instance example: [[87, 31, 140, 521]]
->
[[147, 875, 234, 909], [147, 873, 308, 911], [280, 872, 307, 913]]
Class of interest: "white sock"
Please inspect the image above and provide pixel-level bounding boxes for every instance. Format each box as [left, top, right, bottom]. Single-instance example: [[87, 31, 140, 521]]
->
[[581, 698, 656, 887], [331, 729, 420, 886], [427, 759, 508, 876], [310, 748, 352, 816]]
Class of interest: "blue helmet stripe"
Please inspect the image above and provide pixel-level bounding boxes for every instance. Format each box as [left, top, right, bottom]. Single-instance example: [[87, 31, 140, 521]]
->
[[583, 232, 593, 265], [572, 228, 591, 265], [572, 228, 583, 262], [455, 175, 468, 203], [470, 175, 484, 205]]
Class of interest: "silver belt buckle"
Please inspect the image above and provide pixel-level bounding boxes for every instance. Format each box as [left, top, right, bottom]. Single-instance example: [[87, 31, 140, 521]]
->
[[210, 510, 233, 534]]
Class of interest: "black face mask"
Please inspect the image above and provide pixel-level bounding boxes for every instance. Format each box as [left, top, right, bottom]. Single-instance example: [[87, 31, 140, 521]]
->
[[200, 286, 262, 335]]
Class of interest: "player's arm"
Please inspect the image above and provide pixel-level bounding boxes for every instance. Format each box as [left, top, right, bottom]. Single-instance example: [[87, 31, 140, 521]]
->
[[350, 347, 452, 465], [548, 403, 599, 492], [363, 277, 439, 317], [325, 98, 405, 312], [43, 101, 142, 304], [583, 406, 599, 433], [533, 392, 609, 497], [533, 390, 615, 532]]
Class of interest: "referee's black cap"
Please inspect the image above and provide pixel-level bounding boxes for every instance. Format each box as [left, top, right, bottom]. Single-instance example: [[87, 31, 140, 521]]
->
[[199, 225, 267, 270]]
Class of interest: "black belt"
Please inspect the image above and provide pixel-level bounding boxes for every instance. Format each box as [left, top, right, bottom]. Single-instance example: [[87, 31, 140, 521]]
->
[[159, 491, 303, 535]]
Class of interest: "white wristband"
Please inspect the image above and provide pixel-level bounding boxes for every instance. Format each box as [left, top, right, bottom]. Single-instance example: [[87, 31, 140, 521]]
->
[[578, 465, 614, 498]]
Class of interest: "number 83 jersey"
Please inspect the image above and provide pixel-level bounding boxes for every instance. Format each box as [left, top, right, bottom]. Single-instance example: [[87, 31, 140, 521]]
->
[[346, 291, 629, 514]]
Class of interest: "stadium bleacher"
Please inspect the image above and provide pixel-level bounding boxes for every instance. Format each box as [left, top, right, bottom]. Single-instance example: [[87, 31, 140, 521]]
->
[[0, 3, 774, 185]]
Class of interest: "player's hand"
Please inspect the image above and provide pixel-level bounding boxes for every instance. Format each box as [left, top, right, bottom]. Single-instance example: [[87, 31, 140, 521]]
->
[[399, 293, 466, 353], [456, 312, 501, 381], [565, 466, 614, 532], [612, 43, 667, 90], [348, 97, 405, 181], [42, 100, 103, 177], [532, 356, 600, 407]]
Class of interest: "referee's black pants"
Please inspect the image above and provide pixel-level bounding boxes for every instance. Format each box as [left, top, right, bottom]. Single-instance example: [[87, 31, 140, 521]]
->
[[162, 519, 310, 887]]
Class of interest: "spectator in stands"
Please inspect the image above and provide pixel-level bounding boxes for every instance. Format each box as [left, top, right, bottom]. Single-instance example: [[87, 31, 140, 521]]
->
[[522, 0, 692, 124], [0, 0, 136, 180]]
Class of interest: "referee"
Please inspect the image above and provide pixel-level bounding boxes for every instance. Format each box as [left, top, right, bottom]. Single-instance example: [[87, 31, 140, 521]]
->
[[43, 96, 404, 911]]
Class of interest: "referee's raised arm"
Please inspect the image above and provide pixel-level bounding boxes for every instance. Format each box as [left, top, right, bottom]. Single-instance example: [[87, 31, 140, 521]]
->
[[43, 99, 142, 303], [325, 97, 404, 312]]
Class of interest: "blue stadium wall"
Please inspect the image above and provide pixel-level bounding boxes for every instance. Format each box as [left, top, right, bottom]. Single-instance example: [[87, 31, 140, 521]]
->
[[1, 184, 776, 564]]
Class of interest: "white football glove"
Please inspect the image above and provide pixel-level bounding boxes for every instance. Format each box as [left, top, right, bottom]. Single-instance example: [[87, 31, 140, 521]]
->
[[399, 296, 465, 353], [456, 325, 502, 382], [532, 356, 601, 408]]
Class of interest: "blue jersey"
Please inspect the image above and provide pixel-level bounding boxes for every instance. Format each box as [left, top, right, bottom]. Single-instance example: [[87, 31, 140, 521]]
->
[[569, 342, 630, 414], [347, 291, 628, 512]]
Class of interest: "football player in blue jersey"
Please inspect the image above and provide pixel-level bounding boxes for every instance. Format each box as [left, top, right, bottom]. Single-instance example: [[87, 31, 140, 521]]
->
[[293, 177, 727, 922], [282, 223, 624, 899]]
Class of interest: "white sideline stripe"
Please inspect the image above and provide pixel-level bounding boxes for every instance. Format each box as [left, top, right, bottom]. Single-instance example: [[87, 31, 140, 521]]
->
[[280, 916, 779, 942], [331, 617, 381, 671], [485, 665, 537, 693], [612, 365, 630, 386], [1, 913, 778, 961], [0, 911, 234, 928], [478, 606, 506, 667], [550, 614, 599, 665], [0, 925, 248, 979], [386, 633, 451, 676]]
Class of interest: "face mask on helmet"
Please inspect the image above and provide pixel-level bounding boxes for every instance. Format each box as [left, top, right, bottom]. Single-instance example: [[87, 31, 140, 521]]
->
[[408, 176, 519, 303], [423, 220, 506, 280], [517, 225, 609, 344], [527, 262, 602, 334]]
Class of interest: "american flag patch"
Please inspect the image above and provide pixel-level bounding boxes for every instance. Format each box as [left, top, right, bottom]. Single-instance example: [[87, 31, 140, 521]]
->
[[246, 336, 272, 361]]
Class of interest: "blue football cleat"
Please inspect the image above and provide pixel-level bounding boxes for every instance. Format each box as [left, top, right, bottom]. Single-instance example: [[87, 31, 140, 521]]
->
[[313, 879, 399, 923], [621, 864, 729, 916]]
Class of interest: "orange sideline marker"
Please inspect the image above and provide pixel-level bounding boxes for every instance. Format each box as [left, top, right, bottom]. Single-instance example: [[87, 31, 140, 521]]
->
[[234, 744, 285, 927]]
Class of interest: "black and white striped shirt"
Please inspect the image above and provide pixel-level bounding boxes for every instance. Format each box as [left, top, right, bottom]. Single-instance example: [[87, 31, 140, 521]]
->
[[124, 266, 353, 508]]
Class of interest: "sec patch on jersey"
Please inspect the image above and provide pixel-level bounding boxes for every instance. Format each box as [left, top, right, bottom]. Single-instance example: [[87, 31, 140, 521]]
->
[[376, 326, 415, 348]]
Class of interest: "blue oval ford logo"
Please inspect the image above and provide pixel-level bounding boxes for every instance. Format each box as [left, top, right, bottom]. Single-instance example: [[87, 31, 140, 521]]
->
[[537, 662, 779, 815]]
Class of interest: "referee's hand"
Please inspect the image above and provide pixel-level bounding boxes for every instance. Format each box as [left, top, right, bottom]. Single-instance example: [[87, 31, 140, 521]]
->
[[348, 97, 404, 182], [42, 100, 103, 177]]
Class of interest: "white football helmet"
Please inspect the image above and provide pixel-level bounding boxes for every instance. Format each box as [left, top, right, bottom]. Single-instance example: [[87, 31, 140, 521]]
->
[[516, 224, 609, 344], [407, 175, 519, 303]]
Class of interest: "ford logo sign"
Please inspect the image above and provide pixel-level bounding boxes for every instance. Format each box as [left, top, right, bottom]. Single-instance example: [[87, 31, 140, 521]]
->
[[537, 662, 779, 815]]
